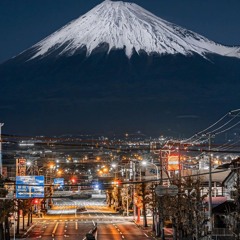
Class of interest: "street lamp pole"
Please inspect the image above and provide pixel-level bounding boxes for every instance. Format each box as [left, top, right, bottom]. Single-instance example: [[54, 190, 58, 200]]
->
[[152, 163, 159, 180], [111, 163, 118, 179], [126, 186, 129, 217]]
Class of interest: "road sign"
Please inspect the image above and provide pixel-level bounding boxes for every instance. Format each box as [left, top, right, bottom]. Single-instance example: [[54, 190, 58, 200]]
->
[[155, 185, 178, 197], [54, 178, 64, 189], [16, 176, 45, 199]]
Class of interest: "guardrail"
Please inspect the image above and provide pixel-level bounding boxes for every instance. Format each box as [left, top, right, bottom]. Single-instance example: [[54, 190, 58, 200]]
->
[[83, 221, 97, 240], [53, 191, 73, 196], [212, 228, 233, 236], [91, 194, 106, 199]]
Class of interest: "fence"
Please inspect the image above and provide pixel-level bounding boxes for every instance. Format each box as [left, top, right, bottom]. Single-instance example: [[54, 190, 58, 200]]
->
[[212, 228, 233, 236]]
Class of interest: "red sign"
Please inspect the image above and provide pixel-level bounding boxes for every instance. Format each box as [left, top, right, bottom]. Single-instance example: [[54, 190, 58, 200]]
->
[[2, 167, 7, 178], [19, 158, 26, 165], [167, 153, 180, 171], [16, 158, 26, 176]]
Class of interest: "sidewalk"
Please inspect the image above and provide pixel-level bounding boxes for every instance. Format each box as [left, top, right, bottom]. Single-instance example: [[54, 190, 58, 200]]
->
[[133, 217, 173, 240], [9, 215, 40, 239]]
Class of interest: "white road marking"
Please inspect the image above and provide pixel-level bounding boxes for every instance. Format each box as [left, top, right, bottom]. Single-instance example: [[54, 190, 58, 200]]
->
[[75, 221, 78, 230], [52, 222, 59, 237]]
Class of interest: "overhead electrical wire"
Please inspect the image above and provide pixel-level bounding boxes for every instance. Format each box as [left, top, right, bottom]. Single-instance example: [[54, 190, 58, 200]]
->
[[180, 110, 240, 155], [182, 112, 230, 143]]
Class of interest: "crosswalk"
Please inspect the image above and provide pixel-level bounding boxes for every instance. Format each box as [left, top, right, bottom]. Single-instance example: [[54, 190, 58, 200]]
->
[[52, 197, 106, 207], [45, 197, 133, 226], [36, 214, 131, 224], [50, 197, 114, 215]]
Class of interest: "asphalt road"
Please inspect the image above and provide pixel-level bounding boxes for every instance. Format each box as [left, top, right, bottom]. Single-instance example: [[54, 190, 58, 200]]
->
[[24, 219, 94, 239], [97, 222, 150, 240], [23, 219, 151, 240], [18, 197, 155, 240]]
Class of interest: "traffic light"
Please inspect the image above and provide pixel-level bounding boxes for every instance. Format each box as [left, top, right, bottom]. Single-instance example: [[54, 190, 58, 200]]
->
[[71, 178, 76, 183], [33, 199, 39, 204], [113, 179, 122, 187]]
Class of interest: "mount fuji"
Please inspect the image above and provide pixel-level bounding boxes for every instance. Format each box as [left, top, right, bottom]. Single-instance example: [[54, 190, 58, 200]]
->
[[28, 0, 240, 60], [0, 0, 240, 136]]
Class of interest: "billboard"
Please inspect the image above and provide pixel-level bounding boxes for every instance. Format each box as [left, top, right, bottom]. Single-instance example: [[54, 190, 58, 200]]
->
[[16, 176, 45, 199], [16, 158, 26, 176], [167, 153, 180, 171]]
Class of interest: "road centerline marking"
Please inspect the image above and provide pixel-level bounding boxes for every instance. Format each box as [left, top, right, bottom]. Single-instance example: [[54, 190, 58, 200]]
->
[[75, 221, 78, 230], [52, 222, 59, 237]]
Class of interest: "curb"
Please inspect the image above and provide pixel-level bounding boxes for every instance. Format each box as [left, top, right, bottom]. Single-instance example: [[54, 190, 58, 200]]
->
[[133, 220, 159, 239]]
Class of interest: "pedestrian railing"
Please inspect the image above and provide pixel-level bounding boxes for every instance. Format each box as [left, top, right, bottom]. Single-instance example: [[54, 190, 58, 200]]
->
[[212, 228, 233, 236]]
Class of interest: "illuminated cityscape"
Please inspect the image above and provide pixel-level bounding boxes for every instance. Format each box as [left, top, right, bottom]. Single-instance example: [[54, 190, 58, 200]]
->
[[0, 0, 240, 239]]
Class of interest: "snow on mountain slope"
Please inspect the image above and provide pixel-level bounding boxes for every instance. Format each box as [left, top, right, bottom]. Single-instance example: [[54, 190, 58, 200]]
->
[[29, 0, 240, 60]]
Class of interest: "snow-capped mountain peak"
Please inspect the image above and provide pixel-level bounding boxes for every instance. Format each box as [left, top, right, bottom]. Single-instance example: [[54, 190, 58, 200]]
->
[[30, 0, 240, 59]]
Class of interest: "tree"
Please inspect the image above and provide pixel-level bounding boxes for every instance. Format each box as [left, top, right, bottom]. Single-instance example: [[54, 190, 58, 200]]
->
[[19, 199, 32, 231], [148, 182, 157, 232], [0, 176, 14, 240], [120, 185, 132, 215], [155, 174, 207, 240], [141, 183, 148, 227], [229, 159, 240, 239], [134, 183, 143, 223], [106, 190, 112, 207], [111, 184, 121, 211]]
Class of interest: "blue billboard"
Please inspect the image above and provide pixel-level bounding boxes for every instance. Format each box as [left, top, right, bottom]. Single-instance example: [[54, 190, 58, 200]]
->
[[16, 176, 45, 199], [54, 178, 64, 189]]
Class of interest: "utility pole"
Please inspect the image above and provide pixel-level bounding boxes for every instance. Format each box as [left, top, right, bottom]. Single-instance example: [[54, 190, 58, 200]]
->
[[178, 141, 181, 178], [126, 185, 129, 217], [160, 150, 163, 183], [132, 161, 136, 221], [0, 123, 4, 175], [208, 134, 213, 240], [158, 150, 165, 240], [234, 159, 240, 239], [152, 181, 156, 232]]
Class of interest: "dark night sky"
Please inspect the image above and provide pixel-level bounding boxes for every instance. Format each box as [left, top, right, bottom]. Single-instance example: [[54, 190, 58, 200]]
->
[[0, 0, 240, 137], [0, 0, 240, 64]]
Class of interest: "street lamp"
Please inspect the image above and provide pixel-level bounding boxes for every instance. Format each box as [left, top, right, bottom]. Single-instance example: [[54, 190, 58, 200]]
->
[[111, 163, 118, 178], [141, 160, 159, 180], [26, 161, 32, 175], [37, 165, 55, 183]]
